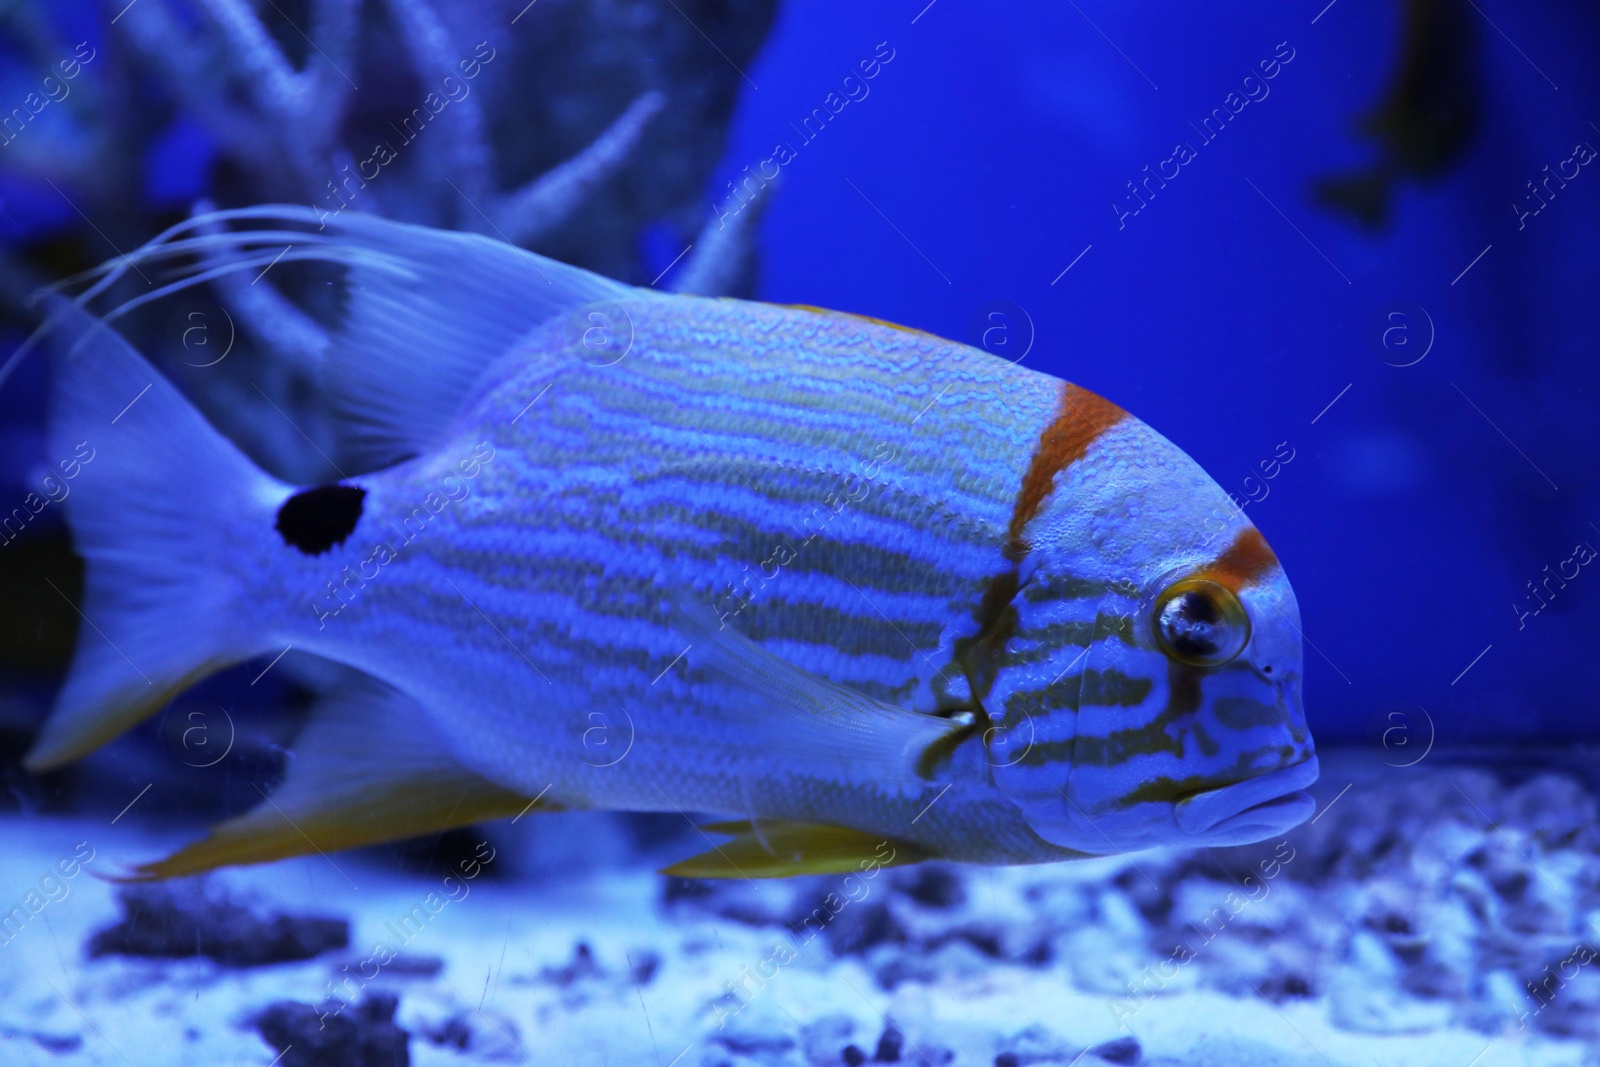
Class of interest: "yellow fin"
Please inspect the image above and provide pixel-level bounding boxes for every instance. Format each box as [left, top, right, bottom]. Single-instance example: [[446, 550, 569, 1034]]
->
[[783, 304, 945, 341], [121, 679, 554, 881], [661, 820, 926, 879]]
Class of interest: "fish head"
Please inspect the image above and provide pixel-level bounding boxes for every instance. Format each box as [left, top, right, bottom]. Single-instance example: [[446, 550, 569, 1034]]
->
[[979, 404, 1318, 853]]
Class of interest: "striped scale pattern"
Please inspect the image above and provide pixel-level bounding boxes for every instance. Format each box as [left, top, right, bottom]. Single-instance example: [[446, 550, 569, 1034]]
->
[[274, 294, 1311, 864]]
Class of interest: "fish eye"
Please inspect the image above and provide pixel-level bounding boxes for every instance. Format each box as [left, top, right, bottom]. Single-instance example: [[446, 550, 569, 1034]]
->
[[1151, 579, 1250, 667]]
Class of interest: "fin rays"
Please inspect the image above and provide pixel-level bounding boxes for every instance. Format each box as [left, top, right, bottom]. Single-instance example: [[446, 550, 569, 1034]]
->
[[123, 679, 555, 881], [662, 820, 924, 879]]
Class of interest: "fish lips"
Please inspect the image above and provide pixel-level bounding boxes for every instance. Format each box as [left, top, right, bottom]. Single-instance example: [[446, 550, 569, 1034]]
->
[[1174, 754, 1321, 844]]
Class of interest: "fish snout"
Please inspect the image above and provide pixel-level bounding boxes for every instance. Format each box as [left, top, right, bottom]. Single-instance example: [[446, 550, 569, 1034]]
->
[[1173, 754, 1320, 844]]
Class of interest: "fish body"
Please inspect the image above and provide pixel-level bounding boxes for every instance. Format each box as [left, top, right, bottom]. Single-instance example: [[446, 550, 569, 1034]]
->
[[28, 208, 1317, 876], [305, 296, 1075, 865]]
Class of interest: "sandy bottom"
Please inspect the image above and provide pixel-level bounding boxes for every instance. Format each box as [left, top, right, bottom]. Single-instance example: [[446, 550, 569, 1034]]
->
[[0, 749, 1596, 1067]]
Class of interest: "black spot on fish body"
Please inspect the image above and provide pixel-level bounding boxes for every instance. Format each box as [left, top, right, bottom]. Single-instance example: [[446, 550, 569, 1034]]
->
[[275, 484, 366, 556]]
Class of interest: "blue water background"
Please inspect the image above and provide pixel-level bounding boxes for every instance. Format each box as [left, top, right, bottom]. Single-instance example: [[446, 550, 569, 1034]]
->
[[3, 0, 1597, 748], [706, 0, 1600, 745]]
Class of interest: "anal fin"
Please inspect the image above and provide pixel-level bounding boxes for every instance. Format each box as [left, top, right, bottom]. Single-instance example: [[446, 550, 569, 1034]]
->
[[124, 677, 555, 880], [661, 820, 925, 879]]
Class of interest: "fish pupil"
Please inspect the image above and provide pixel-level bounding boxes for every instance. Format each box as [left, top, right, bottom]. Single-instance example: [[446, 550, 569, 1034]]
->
[[1161, 591, 1223, 656], [275, 484, 366, 556]]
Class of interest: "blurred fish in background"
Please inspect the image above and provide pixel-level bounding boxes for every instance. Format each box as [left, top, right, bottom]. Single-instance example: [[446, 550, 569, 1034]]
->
[[1313, 0, 1480, 228]]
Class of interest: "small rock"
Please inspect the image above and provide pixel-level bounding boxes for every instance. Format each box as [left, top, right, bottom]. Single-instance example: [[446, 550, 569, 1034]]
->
[[993, 1024, 1075, 1065], [422, 1015, 472, 1050], [256, 992, 409, 1067], [1113, 867, 1173, 927], [1529, 965, 1600, 1040], [34, 1031, 85, 1054], [629, 948, 661, 984], [822, 900, 905, 956], [0, 1027, 84, 1055], [1062, 929, 1145, 996], [1505, 774, 1595, 844], [800, 1015, 856, 1066], [717, 1030, 796, 1056], [1089, 1035, 1141, 1063], [90, 883, 347, 966], [874, 952, 940, 990], [1096, 889, 1150, 940], [842, 1044, 867, 1066], [662, 876, 796, 926], [1469, 969, 1536, 1033], [420, 1010, 521, 1059], [900, 867, 966, 909], [950, 922, 1005, 958], [873, 1024, 903, 1061], [541, 941, 604, 985], [367, 954, 443, 978], [1255, 971, 1314, 1000], [1329, 963, 1453, 1033], [1020, 938, 1053, 966], [661, 876, 714, 905]]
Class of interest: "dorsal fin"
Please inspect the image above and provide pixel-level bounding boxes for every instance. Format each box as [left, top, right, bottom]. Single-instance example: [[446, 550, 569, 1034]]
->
[[122, 677, 551, 880], [312, 210, 647, 470], [783, 303, 944, 341], [86, 206, 650, 472]]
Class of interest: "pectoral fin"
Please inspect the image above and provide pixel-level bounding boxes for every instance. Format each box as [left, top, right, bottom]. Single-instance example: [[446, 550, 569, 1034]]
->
[[664, 593, 963, 789], [662, 820, 925, 879], [122, 678, 554, 880]]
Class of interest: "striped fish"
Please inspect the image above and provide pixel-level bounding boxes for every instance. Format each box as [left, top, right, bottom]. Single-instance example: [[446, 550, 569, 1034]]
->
[[27, 207, 1317, 878]]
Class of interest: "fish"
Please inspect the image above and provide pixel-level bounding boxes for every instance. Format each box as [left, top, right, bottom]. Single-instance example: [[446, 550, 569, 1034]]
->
[[24, 205, 1318, 879], [1313, 0, 1480, 228]]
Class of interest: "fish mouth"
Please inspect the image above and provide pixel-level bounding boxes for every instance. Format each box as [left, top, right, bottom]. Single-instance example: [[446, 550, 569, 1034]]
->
[[1174, 755, 1320, 843]]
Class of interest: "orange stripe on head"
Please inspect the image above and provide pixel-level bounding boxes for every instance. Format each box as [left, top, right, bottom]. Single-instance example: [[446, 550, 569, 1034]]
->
[[1005, 383, 1126, 562], [1192, 527, 1279, 592]]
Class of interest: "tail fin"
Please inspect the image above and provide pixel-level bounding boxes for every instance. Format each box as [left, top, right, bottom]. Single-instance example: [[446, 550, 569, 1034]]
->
[[24, 299, 286, 771]]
